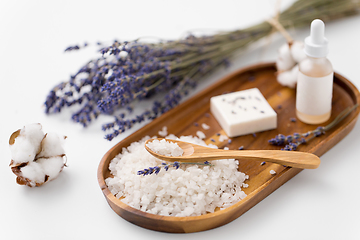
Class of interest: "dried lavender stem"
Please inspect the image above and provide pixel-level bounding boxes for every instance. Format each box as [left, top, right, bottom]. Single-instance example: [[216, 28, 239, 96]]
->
[[269, 104, 359, 151], [324, 104, 359, 131], [44, 0, 360, 140]]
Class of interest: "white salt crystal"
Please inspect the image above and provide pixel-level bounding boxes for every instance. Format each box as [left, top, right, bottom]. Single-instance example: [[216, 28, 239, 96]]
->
[[106, 135, 249, 217], [270, 170, 276, 175], [218, 134, 228, 142], [158, 126, 168, 137], [146, 139, 183, 157], [182, 207, 195, 216], [201, 123, 210, 130], [196, 130, 206, 139]]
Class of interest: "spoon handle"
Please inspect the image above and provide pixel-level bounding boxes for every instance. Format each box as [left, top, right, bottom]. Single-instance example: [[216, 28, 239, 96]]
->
[[188, 149, 320, 169]]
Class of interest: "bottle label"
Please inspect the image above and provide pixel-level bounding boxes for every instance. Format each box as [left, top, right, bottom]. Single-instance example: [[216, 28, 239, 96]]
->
[[296, 72, 333, 116]]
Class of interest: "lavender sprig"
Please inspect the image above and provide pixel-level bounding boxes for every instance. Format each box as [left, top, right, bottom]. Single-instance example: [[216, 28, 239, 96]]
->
[[44, 0, 360, 140], [137, 161, 212, 176], [269, 104, 358, 150]]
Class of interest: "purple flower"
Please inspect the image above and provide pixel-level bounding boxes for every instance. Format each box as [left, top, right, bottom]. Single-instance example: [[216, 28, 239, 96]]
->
[[45, 0, 360, 141], [137, 161, 213, 176], [268, 105, 359, 151]]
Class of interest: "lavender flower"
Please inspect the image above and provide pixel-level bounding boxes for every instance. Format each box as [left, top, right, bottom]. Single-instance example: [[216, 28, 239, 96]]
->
[[44, 0, 360, 141], [137, 161, 212, 176], [269, 104, 358, 151], [64, 42, 90, 52]]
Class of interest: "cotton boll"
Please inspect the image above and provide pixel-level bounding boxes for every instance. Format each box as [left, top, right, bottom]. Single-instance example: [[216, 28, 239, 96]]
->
[[37, 156, 66, 182], [290, 41, 306, 63], [9, 123, 67, 187], [276, 43, 295, 71], [276, 41, 307, 88], [17, 162, 45, 187], [9, 136, 38, 165], [277, 65, 299, 88], [23, 123, 45, 148], [9, 123, 45, 165], [36, 132, 66, 158]]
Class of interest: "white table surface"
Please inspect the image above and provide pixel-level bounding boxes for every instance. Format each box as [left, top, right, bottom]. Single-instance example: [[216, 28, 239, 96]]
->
[[1, 0, 360, 239]]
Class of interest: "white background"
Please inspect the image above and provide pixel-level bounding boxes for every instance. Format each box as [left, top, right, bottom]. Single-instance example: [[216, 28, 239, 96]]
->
[[1, 0, 360, 239]]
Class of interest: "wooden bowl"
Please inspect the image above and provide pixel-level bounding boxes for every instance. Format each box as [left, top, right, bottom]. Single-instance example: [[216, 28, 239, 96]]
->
[[98, 62, 360, 233]]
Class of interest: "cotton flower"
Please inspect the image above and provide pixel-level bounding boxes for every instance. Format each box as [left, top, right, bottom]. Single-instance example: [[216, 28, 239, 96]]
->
[[9, 123, 67, 187], [276, 41, 306, 88]]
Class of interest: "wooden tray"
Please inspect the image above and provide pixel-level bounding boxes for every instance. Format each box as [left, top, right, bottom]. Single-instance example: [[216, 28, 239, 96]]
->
[[98, 62, 360, 233]]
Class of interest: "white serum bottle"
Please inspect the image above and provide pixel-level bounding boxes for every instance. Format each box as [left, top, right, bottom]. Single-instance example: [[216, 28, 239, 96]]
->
[[296, 19, 333, 124]]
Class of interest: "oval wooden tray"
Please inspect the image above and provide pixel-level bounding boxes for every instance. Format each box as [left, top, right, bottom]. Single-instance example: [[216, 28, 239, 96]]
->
[[98, 62, 360, 233]]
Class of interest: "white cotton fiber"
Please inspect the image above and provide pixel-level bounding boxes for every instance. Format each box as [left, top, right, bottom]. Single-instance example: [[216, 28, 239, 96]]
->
[[37, 156, 66, 181], [9, 123, 67, 187], [10, 123, 44, 164], [290, 41, 306, 63], [106, 135, 249, 217], [20, 162, 44, 186], [277, 65, 299, 88], [10, 137, 38, 164], [276, 43, 295, 71], [36, 132, 66, 158], [22, 123, 45, 145], [276, 41, 307, 88]]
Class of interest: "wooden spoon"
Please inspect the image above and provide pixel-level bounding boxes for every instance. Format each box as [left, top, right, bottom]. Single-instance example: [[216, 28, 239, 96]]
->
[[145, 138, 320, 169]]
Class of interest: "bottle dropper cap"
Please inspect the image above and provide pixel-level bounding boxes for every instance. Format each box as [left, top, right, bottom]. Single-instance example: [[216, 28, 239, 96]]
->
[[304, 19, 329, 58]]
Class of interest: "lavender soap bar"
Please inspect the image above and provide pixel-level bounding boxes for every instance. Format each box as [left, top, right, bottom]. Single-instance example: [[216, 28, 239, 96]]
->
[[210, 88, 277, 137]]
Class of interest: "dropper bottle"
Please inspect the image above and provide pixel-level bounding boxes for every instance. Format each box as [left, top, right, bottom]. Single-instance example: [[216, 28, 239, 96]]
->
[[296, 19, 333, 124]]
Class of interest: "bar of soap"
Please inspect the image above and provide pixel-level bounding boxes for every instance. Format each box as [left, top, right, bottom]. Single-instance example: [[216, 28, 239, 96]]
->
[[210, 88, 277, 137]]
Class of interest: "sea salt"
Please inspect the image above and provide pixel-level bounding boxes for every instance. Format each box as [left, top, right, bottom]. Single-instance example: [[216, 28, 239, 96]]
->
[[146, 139, 183, 157], [218, 134, 228, 142], [158, 126, 168, 137], [196, 130, 206, 139], [106, 135, 249, 217], [270, 170, 276, 175], [202, 123, 210, 130]]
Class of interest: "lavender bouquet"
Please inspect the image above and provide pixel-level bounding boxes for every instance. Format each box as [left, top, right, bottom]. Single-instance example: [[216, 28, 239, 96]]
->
[[44, 0, 360, 141]]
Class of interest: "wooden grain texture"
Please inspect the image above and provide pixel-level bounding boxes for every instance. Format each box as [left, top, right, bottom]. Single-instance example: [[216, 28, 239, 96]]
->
[[98, 62, 360, 233], [145, 138, 320, 169]]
